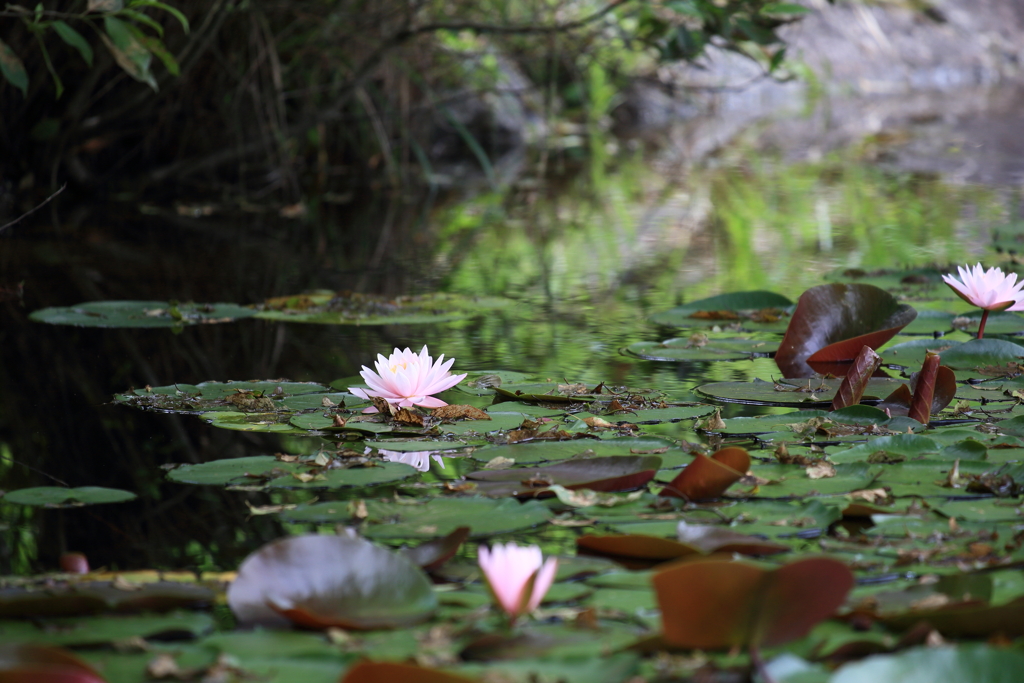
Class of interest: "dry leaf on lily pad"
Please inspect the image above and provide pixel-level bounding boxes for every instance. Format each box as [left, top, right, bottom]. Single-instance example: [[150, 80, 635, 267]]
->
[[430, 405, 490, 421], [653, 556, 854, 649], [775, 284, 917, 378], [0, 643, 107, 683], [341, 661, 476, 683], [659, 447, 750, 500], [227, 534, 437, 630]]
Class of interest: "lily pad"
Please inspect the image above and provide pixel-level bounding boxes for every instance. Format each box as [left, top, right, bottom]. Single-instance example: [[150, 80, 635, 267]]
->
[[470, 437, 676, 464], [3, 486, 136, 507], [466, 455, 662, 498], [938, 339, 1024, 370], [696, 377, 908, 407], [253, 291, 511, 325], [623, 336, 778, 362], [650, 291, 793, 328], [284, 497, 552, 539], [29, 300, 256, 328]]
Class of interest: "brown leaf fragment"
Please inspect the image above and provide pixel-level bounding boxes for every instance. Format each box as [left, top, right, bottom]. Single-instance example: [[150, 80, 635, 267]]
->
[[849, 488, 889, 503], [698, 410, 726, 431], [332, 415, 347, 428], [631, 447, 669, 454], [444, 481, 476, 493], [394, 408, 424, 426], [350, 500, 368, 519], [806, 462, 836, 480], [689, 310, 740, 320], [371, 397, 396, 415], [551, 516, 596, 528], [583, 416, 614, 429], [431, 405, 491, 421], [482, 457, 515, 470]]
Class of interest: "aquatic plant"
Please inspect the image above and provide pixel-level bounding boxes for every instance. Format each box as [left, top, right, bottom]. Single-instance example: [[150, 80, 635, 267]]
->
[[348, 345, 466, 413], [478, 542, 557, 625], [943, 263, 1024, 338]]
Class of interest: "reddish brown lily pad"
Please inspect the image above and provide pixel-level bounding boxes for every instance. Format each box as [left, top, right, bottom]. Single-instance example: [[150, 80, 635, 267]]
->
[[0, 643, 107, 683], [227, 534, 437, 630], [466, 455, 661, 499], [659, 447, 750, 500], [776, 284, 917, 378], [652, 556, 854, 649]]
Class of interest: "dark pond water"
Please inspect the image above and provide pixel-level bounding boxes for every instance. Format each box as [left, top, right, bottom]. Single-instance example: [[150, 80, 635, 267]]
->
[[0, 137, 1017, 575]]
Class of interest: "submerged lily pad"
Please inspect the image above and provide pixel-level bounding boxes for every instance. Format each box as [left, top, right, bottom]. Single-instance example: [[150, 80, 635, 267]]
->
[[3, 487, 136, 507], [254, 291, 511, 325], [29, 301, 257, 328]]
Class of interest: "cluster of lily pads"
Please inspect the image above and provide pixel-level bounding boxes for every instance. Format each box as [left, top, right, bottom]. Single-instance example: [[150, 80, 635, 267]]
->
[[9, 265, 1024, 682]]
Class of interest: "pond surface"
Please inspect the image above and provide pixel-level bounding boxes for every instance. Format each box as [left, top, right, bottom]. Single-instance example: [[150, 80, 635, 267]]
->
[[0, 125, 1018, 578]]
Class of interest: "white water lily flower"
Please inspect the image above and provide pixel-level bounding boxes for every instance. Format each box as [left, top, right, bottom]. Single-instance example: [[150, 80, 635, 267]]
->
[[478, 542, 557, 624], [942, 263, 1024, 311], [348, 345, 466, 413]]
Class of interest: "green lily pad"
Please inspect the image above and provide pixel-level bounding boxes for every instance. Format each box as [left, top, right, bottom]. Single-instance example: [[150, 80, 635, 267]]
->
[[0, 611, 213, 646], [202, 411, 309, 433], [650, 291, 793, 328], [623, 336, 778, 362], [829, 435, 941, 463], [471, 437, 677, 463], [3, 486, 136, 507], [831, 644, 1024, 683], [29, 301, 256, 328], [939, 339, 1024, 370], [253, 291, 511, 325], [953, 311, 1024, 336], [880, 338, 962, 366], [283, 497, 551, 538], [696, 377, 908, 407]]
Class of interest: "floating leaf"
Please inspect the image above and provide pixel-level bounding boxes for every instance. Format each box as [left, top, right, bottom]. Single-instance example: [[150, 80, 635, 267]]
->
[[471, 437, 675, 464], [0, 612, 213, 646], [650, 291, 793, 328], [652, 557, 854, 649], [31, 301, 256, 328], [3, 487, 135, 507], [775, 284, 917, 377], [341, 661, 476, 683], [879, 337, 960, 366], [659, 447, 750, 500], [254, 291, 510, 325], [466, 456, 661, 498], [284, 497, 551, 539], [623, 336, 778, 362], [696, 377, 907, 407], [831, 644, 1024, 683], [938, 338, 1024, 370], [228, 535, 437, 629], [166, 455, 416, 490]]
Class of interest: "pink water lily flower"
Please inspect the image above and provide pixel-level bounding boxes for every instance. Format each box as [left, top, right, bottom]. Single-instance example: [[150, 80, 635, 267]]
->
[[348, 346, 466, 414], [943, 263, 1024, 339], [478, 542, 557, 624], [377, 449, 446, 472]]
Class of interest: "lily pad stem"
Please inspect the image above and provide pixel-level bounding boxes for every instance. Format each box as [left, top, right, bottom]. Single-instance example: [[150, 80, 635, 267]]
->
[[750, 645, 777, 683]]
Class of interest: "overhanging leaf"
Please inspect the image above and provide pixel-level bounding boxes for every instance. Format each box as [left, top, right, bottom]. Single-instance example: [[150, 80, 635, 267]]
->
[[775, 284, 917, 377]]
